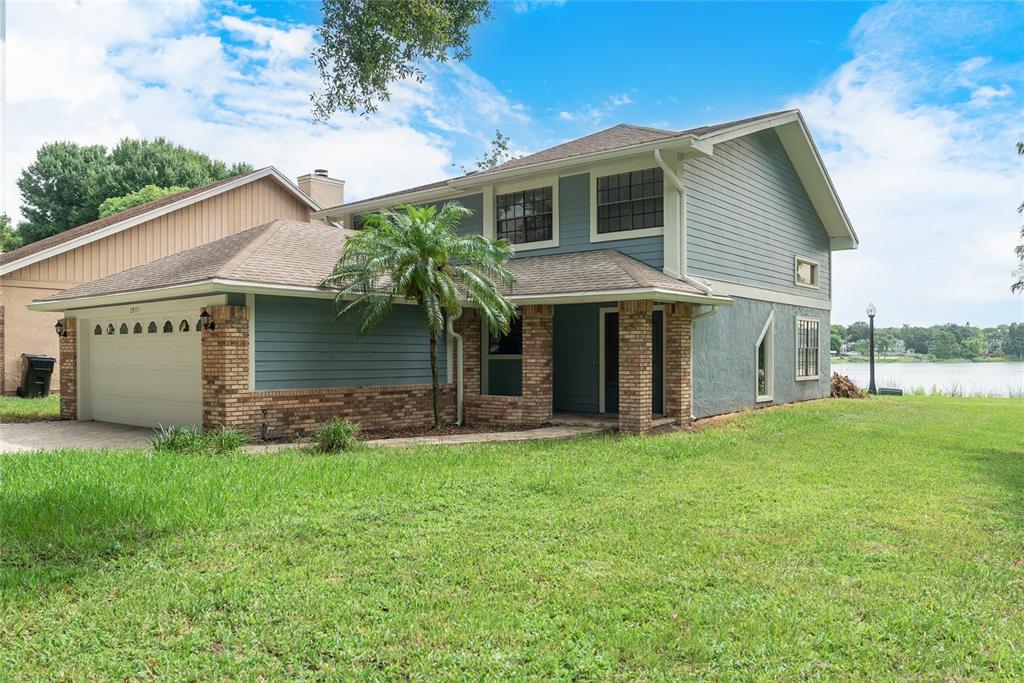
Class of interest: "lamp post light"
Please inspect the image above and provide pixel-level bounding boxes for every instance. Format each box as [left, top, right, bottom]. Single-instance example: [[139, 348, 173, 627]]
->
[[866, 303, 877, 395]]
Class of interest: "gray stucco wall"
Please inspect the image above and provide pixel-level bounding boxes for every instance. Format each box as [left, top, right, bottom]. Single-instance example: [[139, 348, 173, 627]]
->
[[253, 295, 446, 390], [685, 129, 831, 300], [692, 296, 830, 418]]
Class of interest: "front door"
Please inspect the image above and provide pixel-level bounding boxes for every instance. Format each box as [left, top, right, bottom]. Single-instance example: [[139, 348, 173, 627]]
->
[[602, 308, 664, 415]]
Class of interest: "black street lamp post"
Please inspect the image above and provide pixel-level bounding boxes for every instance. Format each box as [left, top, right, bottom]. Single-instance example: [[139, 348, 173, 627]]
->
[[867, 303, 877, 395]]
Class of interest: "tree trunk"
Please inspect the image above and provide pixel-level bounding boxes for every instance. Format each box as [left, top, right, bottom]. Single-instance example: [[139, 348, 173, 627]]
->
[[429, 332, 441, 429]]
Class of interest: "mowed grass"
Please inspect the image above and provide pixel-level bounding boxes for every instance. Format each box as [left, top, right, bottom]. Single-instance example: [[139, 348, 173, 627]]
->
[[0, 394, 59, 423], [2, 397, 1023, 680]]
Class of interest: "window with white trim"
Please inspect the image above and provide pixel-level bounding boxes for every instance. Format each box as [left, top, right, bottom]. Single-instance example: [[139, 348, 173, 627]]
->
[[596, 167, 663, 234], [756, 315, 774, 401], [796, 318, 820, 379], [496, 186, 553, 244], [795, 258, 819, 288]]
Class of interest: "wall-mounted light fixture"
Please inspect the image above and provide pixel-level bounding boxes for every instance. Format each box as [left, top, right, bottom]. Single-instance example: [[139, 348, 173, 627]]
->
[[199, 310, 216, 331], [54, 320, 67, 337]]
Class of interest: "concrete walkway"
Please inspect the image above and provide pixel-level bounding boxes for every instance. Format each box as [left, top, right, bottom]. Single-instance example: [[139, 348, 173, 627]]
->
[[2, 420, 609, 454], [0, 420, 153, 453]]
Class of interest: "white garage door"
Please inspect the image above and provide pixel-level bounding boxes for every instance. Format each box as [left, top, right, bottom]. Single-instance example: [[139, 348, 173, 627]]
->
[[83, 309, 203, 428]]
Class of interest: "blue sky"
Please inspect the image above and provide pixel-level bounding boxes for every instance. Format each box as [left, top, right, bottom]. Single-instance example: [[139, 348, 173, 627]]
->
[[3, 1, 1022, 326]]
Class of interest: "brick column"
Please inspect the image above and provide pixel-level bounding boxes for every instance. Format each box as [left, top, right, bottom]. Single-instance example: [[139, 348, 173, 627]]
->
[[454, 308, 482, 398], [58, 318, 77, 420], [665, 303, 693, 425], [521, 304, 553, 423], [618, 300, 653, 433], [0, 304, 5, 395], [201, 305, 249, 431]]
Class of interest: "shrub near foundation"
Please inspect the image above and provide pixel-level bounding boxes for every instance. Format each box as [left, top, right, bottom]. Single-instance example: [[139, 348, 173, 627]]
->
[[150, 425, 250, 455], [308, 418, 361, 453]]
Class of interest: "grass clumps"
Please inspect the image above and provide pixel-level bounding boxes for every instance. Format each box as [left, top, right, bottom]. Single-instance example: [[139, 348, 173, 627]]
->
[[308, 417, 360, 453], [150, 425, 250, 455], [0, 394, 60, 422]]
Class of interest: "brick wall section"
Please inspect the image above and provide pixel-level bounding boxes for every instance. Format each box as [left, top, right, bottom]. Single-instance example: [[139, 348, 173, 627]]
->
[[58, 318, 77, 420], [464, 393, 523, 424], [0, 305, 5, 394], [618, 299, 653, 433], [521, 304, 553, 423], [454, 308, 481, 398], [201, 304, 456, 439], [665, 302, 693, 425]]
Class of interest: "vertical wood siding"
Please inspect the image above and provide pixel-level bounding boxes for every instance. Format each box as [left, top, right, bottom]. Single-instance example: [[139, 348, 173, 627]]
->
[[6, 177, 310, 284], [685, 129, 832, 299]]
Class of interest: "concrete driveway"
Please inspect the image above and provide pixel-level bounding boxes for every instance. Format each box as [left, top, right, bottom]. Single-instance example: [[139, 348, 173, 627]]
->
[[0, 420, 153, 453]]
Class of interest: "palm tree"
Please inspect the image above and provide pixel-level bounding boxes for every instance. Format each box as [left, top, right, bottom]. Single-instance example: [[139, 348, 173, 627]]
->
[[322, 202, 516, 428]]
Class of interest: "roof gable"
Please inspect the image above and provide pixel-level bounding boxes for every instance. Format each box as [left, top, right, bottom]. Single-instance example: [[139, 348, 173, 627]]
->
[[0, 167, 320, 276]]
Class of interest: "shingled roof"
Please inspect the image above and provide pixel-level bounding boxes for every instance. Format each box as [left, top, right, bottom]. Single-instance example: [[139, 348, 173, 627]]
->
[[321, 111, 796, 211], [37, 220, 726, 306]]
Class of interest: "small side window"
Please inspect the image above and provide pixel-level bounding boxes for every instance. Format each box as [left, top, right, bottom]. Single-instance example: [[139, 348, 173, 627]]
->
[[179, 319, 190, 332], [163, 320, 173, 333], [133, 322, 143, 334], [148, 321, 158, 334], [106, 324, 115, 335], [119, 323, 128, 335], [94, 324, 102, 336], [795, 258, 819, 288]]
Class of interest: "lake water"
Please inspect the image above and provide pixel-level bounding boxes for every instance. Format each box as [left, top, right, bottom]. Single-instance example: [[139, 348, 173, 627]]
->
[[837, 361, 1024, 398]]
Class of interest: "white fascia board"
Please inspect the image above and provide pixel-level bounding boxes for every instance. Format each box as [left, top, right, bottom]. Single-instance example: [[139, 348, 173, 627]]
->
[[508, 288, 733, 307], [28, 282, 223, 311], [313, 185, 464, 218], [702, 278, 832, 310], [1, 167, 321, 276]]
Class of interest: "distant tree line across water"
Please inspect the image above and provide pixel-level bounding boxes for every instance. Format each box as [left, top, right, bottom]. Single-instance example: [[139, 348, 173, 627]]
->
[[831, 322, 1024, 360]]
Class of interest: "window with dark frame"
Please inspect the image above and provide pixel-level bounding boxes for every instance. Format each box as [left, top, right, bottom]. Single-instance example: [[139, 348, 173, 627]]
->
[[496, 186, 553, 244], [596, 167, 664, 234], [797, 319, 820, 378], [488, 316, 523, 356]]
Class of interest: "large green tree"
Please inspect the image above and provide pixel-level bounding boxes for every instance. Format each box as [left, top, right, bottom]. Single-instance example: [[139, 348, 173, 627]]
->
[[322, 202, 515, 427], [16, 138, 252, 246], [312, 0, 492, 118], [0, 214, 22, 252], [98, 185, 189, 218]]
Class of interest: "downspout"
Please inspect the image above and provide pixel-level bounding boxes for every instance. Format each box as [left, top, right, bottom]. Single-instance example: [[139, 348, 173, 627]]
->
[[446, 310, 464, 425]]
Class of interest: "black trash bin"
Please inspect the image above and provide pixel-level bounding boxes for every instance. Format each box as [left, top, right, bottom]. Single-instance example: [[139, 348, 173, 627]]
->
[[17, 354, 56, 398]]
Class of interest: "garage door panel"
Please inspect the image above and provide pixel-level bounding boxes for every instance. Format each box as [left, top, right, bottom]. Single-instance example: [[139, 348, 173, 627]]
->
[[85, 313, 203, 428]]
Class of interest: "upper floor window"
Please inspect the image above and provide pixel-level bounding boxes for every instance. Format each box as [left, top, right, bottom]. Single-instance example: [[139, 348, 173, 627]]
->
[[496, 187, 553, 244], [796, 318, 820, 380], [795, 257, 819, 288], [350, 213, 365, 230], [596, 167, 663, 234]]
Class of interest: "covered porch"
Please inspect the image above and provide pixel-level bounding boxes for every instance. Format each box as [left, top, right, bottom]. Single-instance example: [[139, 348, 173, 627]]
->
[[454, 250, 731, 433]]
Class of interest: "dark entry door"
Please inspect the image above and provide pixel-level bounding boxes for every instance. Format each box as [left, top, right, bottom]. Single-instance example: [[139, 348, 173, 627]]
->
[[603, 309, 664, 415], [603, 312, 619, 413]]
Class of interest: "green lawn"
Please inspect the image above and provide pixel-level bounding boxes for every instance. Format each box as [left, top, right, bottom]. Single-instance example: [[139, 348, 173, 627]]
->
[[2, 397, 1023, 680], [0, 394, 59, 422]]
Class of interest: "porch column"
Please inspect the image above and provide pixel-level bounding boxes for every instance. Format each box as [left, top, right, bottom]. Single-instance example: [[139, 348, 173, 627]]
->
[[521, 304, 554, 423], [618, 299, 653, 433], [58, 317, 77, 420], [201, 305, 249, 431], [665, 303, 693, 425]]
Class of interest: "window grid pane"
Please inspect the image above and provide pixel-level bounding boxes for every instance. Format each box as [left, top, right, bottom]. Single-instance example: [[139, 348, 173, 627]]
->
[[797, 320, 820, 377], [596, 167, 664, 234], [497, 186, 553, 244]]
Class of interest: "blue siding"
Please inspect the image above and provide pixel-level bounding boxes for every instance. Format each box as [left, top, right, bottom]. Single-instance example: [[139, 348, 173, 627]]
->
[[254, 295, 446, 390], [553, 303, 601, 413], [685, 129, 831, 300], [506, 174, 664, 269], [692, 296, 830, 418], [443, 193, 483, 236], [487, 359, 522, 396]]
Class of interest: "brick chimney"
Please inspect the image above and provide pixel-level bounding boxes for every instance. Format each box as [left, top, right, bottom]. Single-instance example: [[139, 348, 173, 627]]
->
[[297, 169, 344, 210]]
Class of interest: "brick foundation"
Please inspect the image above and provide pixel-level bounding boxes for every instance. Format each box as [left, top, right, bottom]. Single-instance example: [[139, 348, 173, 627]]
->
[[618, 299, 653, 433], [665, 303, 693, 425], [201, 305, 456, 439], [58, 318, 77, 420], [464, 393, 524, 424]]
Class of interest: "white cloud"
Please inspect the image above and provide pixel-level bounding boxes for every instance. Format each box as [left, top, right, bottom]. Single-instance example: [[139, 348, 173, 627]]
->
[[555, 93, 634, 125], [1, 1, 533, 220], [968, 84, 1013, 107], [789, 3, 1024, 326]]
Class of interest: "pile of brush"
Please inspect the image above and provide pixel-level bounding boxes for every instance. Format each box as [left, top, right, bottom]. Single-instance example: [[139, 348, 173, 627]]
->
[[831, 372, 867, 398]]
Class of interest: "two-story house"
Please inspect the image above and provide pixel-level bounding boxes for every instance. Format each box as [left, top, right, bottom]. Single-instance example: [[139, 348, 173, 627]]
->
[[29, 109, 857, 435]]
